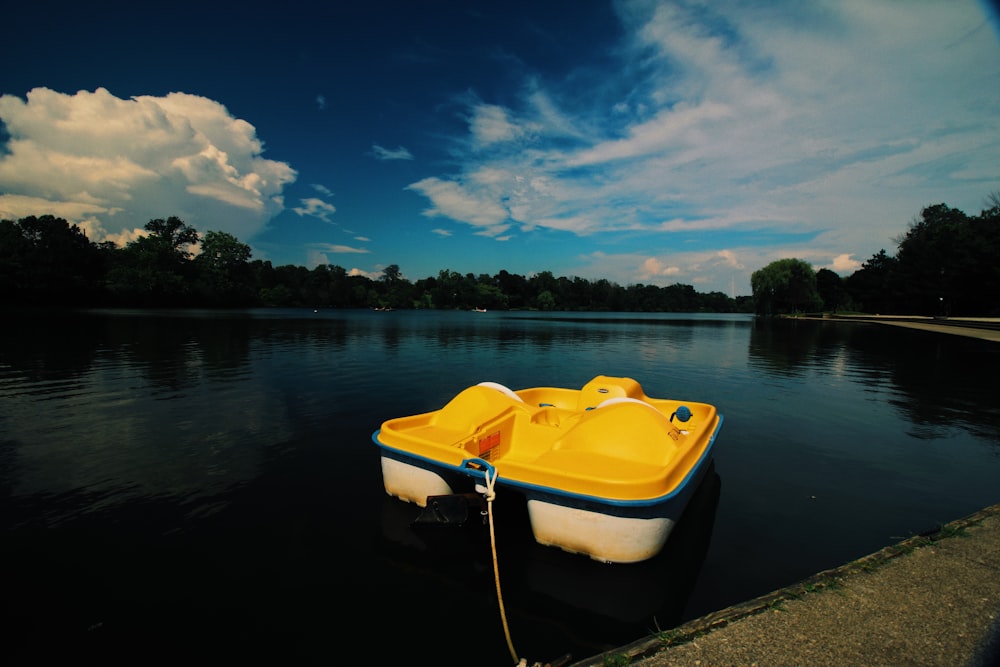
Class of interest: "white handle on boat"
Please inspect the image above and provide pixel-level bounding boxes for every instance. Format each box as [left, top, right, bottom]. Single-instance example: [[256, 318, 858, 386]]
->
[[594, 396, 661, 412], [476, 381, 524, 402]]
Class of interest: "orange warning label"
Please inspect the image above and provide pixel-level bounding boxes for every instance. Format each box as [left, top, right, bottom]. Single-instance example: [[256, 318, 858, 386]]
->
[[478, 430, 501, 460]]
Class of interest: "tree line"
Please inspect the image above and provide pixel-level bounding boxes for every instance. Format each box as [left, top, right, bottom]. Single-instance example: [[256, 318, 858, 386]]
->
[[2, 191, 997, 315], [0, 215, 750, 312], [751, 193, 1000, 317]]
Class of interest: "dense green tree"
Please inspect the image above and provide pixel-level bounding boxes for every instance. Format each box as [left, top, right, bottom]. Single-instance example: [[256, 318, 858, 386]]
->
[[751, 258, 822, 316], [815, 268, 851, 312], [412, 274, 437, 309], [844, 249, 897, 314], [474, 282, 508, 310], [193, 231, 254, 305], [0, 215, 104, 304], [105, 217, 200, 305], [249, 259, 277, 291], [974, 193, 1000, 315], [377, 263, 415, 308], [701, 291, 736, 312], [535, 290, 556, 311], [496, 270, 529, 309], [270, 264, 309, 304], [429, 269, 462, 309], [528, 271, 558, 309], [381, 264, 403, 284], [892, 204, 970, 315], [259, 283, 295, 306]]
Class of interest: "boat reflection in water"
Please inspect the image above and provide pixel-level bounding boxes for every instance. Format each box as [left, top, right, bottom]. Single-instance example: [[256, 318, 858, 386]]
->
[[376, 463, 721, 665]]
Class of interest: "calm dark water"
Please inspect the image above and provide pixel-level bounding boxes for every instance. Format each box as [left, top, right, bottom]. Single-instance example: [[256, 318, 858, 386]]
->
[[2, 308, 998, 666]]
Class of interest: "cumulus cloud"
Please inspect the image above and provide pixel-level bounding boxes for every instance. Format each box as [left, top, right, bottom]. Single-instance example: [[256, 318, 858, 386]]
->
[[347, 267, 381, 279], [827, 253, 862, 275], [641, 257, 681, 279], [0, 87, 296, 246]]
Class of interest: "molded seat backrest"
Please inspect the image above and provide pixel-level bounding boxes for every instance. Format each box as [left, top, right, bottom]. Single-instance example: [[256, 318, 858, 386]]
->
[[576, 375, 645, 411], [554, 400, 676, 466], [433, 384, 524, 433]]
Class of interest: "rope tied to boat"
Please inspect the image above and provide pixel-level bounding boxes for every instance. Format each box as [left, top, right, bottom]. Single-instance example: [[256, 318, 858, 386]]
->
[[478, 465, 521, 665]]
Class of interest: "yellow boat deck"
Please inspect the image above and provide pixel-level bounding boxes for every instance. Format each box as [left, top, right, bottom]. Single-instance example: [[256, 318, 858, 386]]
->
[[376, 376, 721, 501]]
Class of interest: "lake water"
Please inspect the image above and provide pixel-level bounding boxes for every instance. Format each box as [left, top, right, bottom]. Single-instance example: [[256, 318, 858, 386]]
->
[[3, 308, 998, 666]]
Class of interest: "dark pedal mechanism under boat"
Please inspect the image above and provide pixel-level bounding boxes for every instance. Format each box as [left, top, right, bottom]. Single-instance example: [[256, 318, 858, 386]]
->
[[413, 493, 487, 527]]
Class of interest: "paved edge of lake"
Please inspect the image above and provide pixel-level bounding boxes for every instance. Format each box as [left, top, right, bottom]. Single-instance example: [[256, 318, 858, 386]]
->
[[789, 314, 1000, 343], [571, 502, 1000, 667]]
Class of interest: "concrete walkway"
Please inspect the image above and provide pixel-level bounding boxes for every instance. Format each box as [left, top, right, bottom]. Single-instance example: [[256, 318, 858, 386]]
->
[[813, 315, 1000, 343], [572, 504, 1000, 667]]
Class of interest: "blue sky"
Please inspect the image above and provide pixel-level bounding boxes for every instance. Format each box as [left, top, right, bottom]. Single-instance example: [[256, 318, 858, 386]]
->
[[2, 0, 998, 296]]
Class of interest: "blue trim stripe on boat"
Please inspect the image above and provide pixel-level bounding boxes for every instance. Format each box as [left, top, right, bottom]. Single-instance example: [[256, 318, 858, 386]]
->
[[371, 414, 723, 510]]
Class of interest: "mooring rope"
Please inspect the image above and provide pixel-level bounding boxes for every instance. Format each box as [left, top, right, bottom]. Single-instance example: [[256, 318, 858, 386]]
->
[[479, 466, 523, 666]]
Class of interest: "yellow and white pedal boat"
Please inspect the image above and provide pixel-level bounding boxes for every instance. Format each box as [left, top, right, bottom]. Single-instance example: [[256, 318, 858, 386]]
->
[[372, 375, 723, 564]]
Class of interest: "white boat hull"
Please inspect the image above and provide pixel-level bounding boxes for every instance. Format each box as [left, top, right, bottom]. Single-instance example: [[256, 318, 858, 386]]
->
[[526, 500, 673, 564], [380, 456, 454, 506], [379, 452, 695, 563]]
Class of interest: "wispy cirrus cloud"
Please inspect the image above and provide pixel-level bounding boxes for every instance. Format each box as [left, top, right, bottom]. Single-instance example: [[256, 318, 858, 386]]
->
[[292, 197, 336, 223], [403, 0, 999, 292], [313, 243, 368, 254], [371, 144, 413, 160]]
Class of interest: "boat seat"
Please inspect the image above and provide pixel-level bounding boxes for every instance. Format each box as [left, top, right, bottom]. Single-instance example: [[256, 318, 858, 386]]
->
[[551, 399, 677, 467], [476, 381, 524, 402], [576, 375, 646, 411], [430, 384, 526, 435]]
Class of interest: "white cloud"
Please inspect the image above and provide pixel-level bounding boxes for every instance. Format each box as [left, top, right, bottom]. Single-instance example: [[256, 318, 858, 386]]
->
[[306, 243, 370, 270], [403, 1, 999, 293], [314, 243, 369, 254], [372, 144, 414, 160], [827, 253, 863, 275], [292, 197, 337, 223], [405, 176, 510, 235], [347, 267, 381, 280], [0, 87, 296, 247], [641, 257, 681, 279], [469, 104, 525, 147]]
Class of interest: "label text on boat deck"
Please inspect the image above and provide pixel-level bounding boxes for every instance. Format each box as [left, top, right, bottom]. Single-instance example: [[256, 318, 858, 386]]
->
[[478, 430, 501, 461]]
